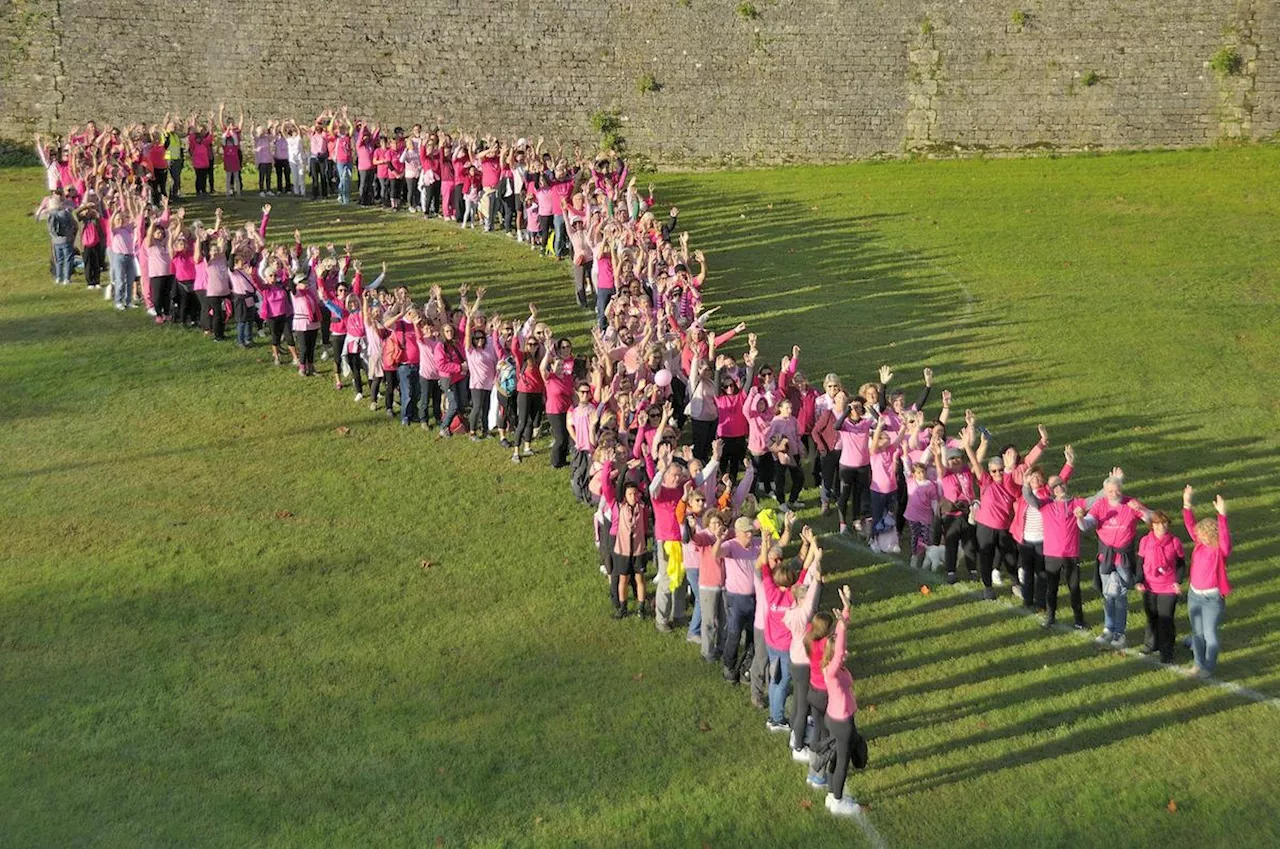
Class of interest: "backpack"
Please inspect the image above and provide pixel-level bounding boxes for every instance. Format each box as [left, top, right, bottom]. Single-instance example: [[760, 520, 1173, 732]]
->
[[496, 356, 517, 397], [381, 329, 404, 371]]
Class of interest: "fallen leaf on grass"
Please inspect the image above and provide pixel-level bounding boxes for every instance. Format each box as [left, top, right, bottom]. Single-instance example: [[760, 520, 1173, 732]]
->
[[335, 426, 351, 436], [920, 585, 931, 595], [274, 510, 293, 520], [697, 719, 711, 733], [1167, 799, 1178, 814], [421, 560, 434, 571], [867, 704, 877, 713], [435, 837, 444, 847], [977, 720, 989, 730], [533, 816, 544, 825], [632, 672, 645, 681], [799, 797, 813, 810], [437, 766, 447, 775]]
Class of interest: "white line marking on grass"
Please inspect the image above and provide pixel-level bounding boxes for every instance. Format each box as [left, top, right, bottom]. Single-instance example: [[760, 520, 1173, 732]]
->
[[854, 806, 888, 849], [821, 533, 1280, 712]]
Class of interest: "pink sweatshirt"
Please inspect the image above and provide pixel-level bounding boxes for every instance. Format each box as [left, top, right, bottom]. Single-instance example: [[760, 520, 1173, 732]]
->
[[1138, 532, 1185, 595], [652, 485, 683, 543], [1040, 497, 1087, 559], [766, 415, 801, 459], [823, 619, 857, 722], [714, 392, 748, 438], [762, 564, 799, 651], [783, 569, 822, 664], [1088, 496, 1148, 551], [1185, 510, 1231, 596], [465, 335, 500, 391]]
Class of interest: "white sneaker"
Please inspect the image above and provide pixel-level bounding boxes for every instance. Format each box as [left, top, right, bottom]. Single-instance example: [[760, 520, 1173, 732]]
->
[[369, 402, 378, 411], [146, 308, 157, 316], [353, 393, 363, 402], [765, 720, 789, 734], [791, 501, 806, 509], [791, 747, 812, 763], [1110, 634, 1127, 650], [321, 350, 329, 360], [114, 303, 126, 311], [1094, 630, 1113, 645], [992, 570, 1004, 586], [828, 796, 862, 817], [909, 554, 920, 569]]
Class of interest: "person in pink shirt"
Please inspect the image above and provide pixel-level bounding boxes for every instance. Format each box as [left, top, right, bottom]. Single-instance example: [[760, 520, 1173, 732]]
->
[[252, 126, 273, 196], [463, 296, 501, 438], [434, 321, 467, 436], [607, 454, 651, 618], [331, 112, 355, 204], [766, 398, 805, 509], [867, 414, 906, 535], [307, 117, 331, 200], [1024, 476, 1089, 629], [833, 393, 873, 537], [1135, 510, 1186, 664], [761, 525, 821, 732], [903, 460, 939, 568], [1182, 486, 1231, 677], [373, 138, 392, 207], [540, 337, 576, 469], [713, 516, 763, 684], [290, 273, 321, 376], [187, 121, 215, 197], [272, 124, 291, 195], [820, 586, 863, 818], [932, 423, 979, 584], [1082, 469, 1151, 648], [354, 122, 379, 206]]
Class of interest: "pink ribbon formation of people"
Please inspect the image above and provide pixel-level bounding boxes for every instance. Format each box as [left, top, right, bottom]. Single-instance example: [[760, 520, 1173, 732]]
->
[[33, 108, 1235, 820]]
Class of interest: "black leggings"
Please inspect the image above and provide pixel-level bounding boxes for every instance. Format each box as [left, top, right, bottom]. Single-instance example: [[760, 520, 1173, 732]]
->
[[548, 412, 569, 468], [299, 328, 318, 367], [975, 523, 1014, 588], [774, 458, 803, 503], [150, 274, 174, 319], [1018, 541, 1046, 609], [257, 163, 271, 193], [469, 387, 492, 436], [820, 450, 842, 505], [515, 391, 542, 445], [791, 664, 811, 751], [942, 512, 977, 577], [691, 417, 717, 463], [837, 465, 871, 526], [1044, 556, 1084, 625], [175, 280, 197, 325], [206, 295, 227, 340], [806, 687, 829, 754], [345, 352, 364, 394], [330, 333, 346, 368], [1143, 591, 1179, 662], [274, 159, 290, 193], [720, 434, 748, 483], [270, 315, 295, 349], [751, 452, 775, 500], [825, 716, 858, 801]]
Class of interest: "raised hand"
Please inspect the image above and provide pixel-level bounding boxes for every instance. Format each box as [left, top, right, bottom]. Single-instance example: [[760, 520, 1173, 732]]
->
[[879, 364, 893, 384], [1214, 494, 1227, 515], [1183, 485, 1194, 507], [941, 389, 952, 407], [712, 438, 724, 460], [1111, 466, 1124, 481], [1064, 444, 1075, 466], [1038, 424, 1049, 443], [923, 367, 934, 386]]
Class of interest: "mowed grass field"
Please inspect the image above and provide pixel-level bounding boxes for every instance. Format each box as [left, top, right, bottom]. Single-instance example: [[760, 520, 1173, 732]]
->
[[2, 147, 1279, 848]]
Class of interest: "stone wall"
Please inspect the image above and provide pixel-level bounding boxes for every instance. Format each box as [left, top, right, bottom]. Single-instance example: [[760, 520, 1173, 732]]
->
[[2, 0, 1277, 164]]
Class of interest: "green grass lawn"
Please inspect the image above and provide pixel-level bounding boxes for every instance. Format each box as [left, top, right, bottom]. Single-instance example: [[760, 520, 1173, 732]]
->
[[2, 147, 1279, 848]]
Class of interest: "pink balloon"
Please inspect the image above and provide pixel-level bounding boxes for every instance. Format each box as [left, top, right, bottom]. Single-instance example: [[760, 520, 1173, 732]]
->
[[654, 368, 672, 388]]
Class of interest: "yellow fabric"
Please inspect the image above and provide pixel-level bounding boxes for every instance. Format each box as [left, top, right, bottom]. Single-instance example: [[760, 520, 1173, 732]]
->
[[757, 508, 782, 541], [663, 540, 685, 591]]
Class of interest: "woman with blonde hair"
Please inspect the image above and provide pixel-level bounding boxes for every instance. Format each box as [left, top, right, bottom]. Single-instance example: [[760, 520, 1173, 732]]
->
[[1182, 486, 1232, 678]]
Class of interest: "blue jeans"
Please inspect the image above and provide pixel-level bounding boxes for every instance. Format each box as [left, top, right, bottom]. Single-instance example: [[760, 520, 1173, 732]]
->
[[1102, 566, 1132, 635], [397, 365, 420, 424], [686, 567, 701, 637], [1189, 589, 1226, 674], [595, 286, 615, 331], [766, 646, 792, 725], [52, 242, 74, 282], [109, 251, 135, 306], [722, 591, 755, 674], [336, 163, 353, 203]]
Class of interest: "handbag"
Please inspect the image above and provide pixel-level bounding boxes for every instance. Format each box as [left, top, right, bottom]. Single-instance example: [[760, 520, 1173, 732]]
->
[[852, 727, 869, 770]]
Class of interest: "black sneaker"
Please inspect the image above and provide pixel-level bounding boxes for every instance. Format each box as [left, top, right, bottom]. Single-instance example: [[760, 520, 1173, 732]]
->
[[946, 571, 958, 585], [723, 667, 739, 684], [1137, 645, 1157, 655], [982, 587, 996, 601], [612, 605, 628, 620]]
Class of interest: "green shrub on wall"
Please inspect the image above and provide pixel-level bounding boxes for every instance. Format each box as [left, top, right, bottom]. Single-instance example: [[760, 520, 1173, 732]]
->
[[1210, 47, 1243, 77]]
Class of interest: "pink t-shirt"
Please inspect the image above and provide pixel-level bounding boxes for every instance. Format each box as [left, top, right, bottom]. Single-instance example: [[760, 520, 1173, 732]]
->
[[695, 530, 723, 588], [1042, 498, 1086, 559], [1088, 497, 1148, 551], [253, 136, 272, 165], [904, 476, 939, 524], [309, 132, 329, 156], [721, 539, 760, 596], [332, 134, 353, 164], [543, 359, 575, 414], [465, 337, 499, 390], [975, 470, 1019, 530], [837, 418, 872, 467], [273, 137, 288, 160], [869, 446, 901, 493], [480, 158, 501, 189]]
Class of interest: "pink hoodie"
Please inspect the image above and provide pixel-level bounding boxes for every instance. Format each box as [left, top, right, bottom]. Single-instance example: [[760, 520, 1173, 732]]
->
[[1185, 510, 1231, 596]]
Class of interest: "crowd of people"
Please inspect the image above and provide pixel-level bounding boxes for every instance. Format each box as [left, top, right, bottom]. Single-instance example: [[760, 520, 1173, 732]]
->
[[32, 113, 1237, 817]]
